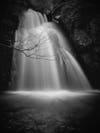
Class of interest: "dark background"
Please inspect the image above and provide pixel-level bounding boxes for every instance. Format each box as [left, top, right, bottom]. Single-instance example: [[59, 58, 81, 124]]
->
[[0, 0, 99, 91]]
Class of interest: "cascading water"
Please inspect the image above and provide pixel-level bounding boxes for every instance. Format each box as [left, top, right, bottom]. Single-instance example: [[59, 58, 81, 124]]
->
[[12, 9, 91, 91]]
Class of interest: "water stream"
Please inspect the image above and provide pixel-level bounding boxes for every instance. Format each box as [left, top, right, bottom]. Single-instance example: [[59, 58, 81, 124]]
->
[[12, 9, 91, 91]]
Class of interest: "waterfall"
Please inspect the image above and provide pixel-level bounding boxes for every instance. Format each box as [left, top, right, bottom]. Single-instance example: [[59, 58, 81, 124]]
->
[[12, 9, 91, 91]]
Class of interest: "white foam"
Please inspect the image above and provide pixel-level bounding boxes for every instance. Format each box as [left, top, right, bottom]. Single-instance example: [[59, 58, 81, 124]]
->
[[6, 90, 90, 100]]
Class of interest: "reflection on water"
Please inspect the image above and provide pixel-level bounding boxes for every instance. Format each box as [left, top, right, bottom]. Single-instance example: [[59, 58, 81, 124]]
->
[[0, 92, 95, 133]]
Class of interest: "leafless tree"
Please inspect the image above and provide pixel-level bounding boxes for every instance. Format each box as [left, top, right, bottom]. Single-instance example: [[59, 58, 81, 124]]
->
[[14, 28, 58, 60], [0, 28, 61, 61]]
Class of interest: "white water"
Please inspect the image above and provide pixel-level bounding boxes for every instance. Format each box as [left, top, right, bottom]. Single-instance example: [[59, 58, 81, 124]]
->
[[12, 9, 91, 91]]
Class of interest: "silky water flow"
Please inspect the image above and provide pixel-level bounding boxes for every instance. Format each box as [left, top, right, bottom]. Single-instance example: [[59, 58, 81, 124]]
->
[[11, 9, 91, 92]]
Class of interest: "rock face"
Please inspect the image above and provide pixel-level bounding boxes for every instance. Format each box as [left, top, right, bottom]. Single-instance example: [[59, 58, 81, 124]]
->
[[0, 0, 99, 89]]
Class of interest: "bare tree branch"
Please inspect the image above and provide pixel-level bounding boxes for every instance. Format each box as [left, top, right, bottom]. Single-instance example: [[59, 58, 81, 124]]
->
[[0, 27, 60, 61]]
